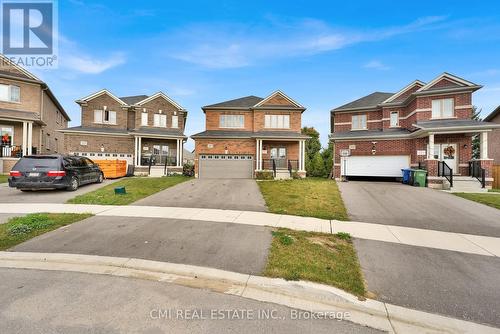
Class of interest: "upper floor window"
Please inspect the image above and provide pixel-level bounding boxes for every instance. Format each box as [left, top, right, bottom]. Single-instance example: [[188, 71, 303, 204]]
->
[[154, 113, 167, 127], [94, 110, 117, 125], [1, 126, 14, 145], [220, 114, 244, 128], [141, 112, 148, 126], [0, 84, 20, 103], [265, 114, 290, 129], [171, 115, 179, 128], [351, 115, 367, 130], [432, 98, 454, 119], [390, 111, 399, 127]]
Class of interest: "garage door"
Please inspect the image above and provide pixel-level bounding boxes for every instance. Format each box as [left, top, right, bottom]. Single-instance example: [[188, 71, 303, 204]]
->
[[340, 155, 410, 177], [199, 154, 253, 179]]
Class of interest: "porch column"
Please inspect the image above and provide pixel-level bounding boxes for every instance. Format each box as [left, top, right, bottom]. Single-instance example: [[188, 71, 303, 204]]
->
[[179, 139, 184, 166], [27, 122, 33, 155], [427, 133, 435, 160], [138, 137, 142, 166], [134, 137, 138, 165], [480, 131, 489, 159], [255, 139, 260, 171], [176, 139, 182, 167], [300, 140, 306, 171], [22, 121, 27, 156], [259, 139, 263, 170]]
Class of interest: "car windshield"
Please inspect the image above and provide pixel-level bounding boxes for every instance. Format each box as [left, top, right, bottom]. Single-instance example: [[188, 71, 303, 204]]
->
[[14, 157, 61, 170]]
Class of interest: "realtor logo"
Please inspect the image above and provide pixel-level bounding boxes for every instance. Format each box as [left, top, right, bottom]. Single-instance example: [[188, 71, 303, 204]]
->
[[1, 0, 58, 67]]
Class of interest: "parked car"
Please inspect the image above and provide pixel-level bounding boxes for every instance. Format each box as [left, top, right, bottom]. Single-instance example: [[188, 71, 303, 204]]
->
[[8, 155, 104, 191]]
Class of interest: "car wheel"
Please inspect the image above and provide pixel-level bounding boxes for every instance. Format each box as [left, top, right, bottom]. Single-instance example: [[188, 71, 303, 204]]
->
[[97, 173, 104, 183], [67, 177, 79, 191]]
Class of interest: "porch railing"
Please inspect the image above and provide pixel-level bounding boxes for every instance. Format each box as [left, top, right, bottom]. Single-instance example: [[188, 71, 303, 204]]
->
[[438, 161, 453, 188], [141, 154, 177, 167], [0, 145, 23, 158], [469, 160, 486, 188], [418, 161, 427, 170], [288, 160, 299, 176]]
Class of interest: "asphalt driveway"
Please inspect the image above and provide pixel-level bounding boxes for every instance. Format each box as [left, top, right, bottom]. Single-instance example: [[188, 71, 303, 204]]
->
[[355, 238, 500, 328], [338, 181, 500, 237], [135, 179, 268, 212], [11, 215, 272, 275], [0, 179, 119, 204]]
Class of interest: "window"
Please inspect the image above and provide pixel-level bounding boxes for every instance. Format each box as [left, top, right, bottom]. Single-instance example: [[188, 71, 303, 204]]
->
[[1, 126, 14, 145], [220, 114, 244, 128], [351, 115, 367, 130], [141, 112, 148, 126], [264, 115, 290, 129], [154, 114, 167, 127], [94, 110, 102, 123], [94, 110, 116, 124], [0, 84, 20, 102], [432, 98, 454, 118], [390, 112, 399, 127], [171, 115, 179, 128]]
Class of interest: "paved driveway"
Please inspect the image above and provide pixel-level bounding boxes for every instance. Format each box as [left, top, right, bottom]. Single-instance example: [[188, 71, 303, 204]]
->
[[135, 179, 268, 212], [11, 215, 272, 275], [0, 179, 119, 204], [338, 181, 500, 237]]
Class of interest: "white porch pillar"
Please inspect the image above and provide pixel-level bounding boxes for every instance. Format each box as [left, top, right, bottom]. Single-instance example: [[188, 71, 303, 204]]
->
[[480, 131, 488, 159], [255, 140, 260, 171], [27, 122, 33, 155], [176, 139, 182, 167], [22, 121, 27, 156], [259, 140, 263, 170], [180, 140, 184, 166], [134, 137, 138, 165], [298, 140, 303, 171], [299, 140, 306, 171], [428, 133, 435, 160], [138, 137, 142, 166]]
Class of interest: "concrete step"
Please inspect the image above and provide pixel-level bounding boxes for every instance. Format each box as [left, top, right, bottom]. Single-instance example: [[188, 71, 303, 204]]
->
[[275, 170, 291, 180], [148, 167, 166, 177], [449, 177, 487, 192]]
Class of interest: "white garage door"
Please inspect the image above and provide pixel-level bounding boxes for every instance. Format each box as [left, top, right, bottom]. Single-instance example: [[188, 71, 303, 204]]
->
[[199, 154, 253, 179], [341, 155, 410, 177]]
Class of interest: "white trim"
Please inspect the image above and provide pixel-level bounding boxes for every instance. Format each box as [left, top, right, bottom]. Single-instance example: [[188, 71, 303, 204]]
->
[[22, 122, 27, 156], [382, 80, 425, 103], [367, 119, 382, 123], [455, 105, 473, 110], [27, 122, 33, 155], [76, 89, 127, 106], [58, 129, 130, 137], [254, 90, 304, 108], [417, 73, 477, 92], [134, 92, 184, 110], [0, 54, 40, 81]]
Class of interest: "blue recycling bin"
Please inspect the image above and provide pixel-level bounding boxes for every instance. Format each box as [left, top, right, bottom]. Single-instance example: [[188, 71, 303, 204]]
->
[[401, 168, 412, 184]]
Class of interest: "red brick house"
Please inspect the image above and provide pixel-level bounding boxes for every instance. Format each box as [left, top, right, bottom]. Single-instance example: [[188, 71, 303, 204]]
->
[[191, 91, 308, 179], [61, 90, 187, 176], [1, 55, 70, 173], [484, 106, 500, 165], [330, 73, 500, 190]]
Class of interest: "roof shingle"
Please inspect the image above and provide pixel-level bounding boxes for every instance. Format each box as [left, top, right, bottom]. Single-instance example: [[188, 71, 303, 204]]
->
[[203, 96, 263, 109], [333, 92, 394, 111]]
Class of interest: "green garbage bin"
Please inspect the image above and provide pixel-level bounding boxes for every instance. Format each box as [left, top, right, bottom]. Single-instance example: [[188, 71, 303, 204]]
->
[[413, 169, 427, 187]]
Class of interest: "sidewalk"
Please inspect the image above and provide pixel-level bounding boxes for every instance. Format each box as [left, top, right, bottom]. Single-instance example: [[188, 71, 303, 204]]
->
[[0, 203, 499, 257], [0, 251, 498, 334]]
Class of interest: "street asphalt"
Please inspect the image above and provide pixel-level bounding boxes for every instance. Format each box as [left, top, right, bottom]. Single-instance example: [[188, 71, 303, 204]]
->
[[134, 178, 268, 212], [0, 268, 382, 334], [354, 238, 500, 328], [338, 181, 500, 237], [0, 179, 119, 204], [10, 215, 273, 275]]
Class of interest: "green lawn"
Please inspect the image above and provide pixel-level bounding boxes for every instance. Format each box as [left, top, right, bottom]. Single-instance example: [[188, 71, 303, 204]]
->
[[0, 213, 92, 251], [263, 229, 365, 296], [258, 178, 349, 220], [67, 175, 190, 205], [488, 189, 500, 193], [0, 175, 8, 183], [454, 192, 500, 210]]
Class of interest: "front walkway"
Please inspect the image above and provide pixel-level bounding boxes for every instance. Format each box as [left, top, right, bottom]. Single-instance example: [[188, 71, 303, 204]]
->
[[1, 203, 499, 257]]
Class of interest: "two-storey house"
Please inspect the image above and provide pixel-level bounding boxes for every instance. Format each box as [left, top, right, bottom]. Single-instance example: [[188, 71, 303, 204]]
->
[[330, 73, 500, 190], [191, 91, 309, 179], [61, 89, 187, 176], [0, 55, 70, 174]]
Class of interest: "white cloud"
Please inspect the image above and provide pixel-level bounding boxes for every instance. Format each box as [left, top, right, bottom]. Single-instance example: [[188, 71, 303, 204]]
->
[[166, 16, 448, 69], [363, 60, 390, 70], [62, 53, 126, 74]]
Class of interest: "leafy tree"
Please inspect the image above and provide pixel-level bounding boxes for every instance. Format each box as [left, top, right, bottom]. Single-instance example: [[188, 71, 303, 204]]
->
[[301, 127, 321, 175], [321, 140, 334, 178], [471, 106, 482, 159], [310, 152, 326, 177]]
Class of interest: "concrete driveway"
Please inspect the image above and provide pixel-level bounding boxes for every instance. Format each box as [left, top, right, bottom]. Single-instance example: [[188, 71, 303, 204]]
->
[[338, 181, 500, 237], [135, 179, 268, 212], [11, 215, 272, 275], [0, 179, 119, 204]]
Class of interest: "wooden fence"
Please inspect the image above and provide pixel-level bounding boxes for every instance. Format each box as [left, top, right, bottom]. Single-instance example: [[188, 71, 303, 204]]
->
[[493, 165, 500, 189]]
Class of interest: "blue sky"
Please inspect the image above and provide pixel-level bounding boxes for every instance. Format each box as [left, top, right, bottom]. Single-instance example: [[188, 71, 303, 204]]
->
[[33, 0, 500, 150]]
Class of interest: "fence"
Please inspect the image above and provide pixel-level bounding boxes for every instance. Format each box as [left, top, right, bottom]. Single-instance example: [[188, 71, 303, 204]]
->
[[493, 165, 500, 189]]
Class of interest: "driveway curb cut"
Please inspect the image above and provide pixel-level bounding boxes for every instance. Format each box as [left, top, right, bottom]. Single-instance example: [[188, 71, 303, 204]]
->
[[0, 252, 498, 334]]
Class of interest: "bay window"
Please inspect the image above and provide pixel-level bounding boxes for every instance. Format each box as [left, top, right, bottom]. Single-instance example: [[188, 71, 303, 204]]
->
[[220, 114, 244, 128], [265, 114, 290, 129], [351, 115, 367, 130], [432, 98, 454, 118]]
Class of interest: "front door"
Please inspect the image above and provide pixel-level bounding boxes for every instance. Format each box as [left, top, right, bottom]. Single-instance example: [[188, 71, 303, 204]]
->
[[428, 143, 458, 173], [270, 147, 287, 168]]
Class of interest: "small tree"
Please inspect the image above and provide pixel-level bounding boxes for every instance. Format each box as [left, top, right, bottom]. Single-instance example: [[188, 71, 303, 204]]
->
[[321, 140, 334, 178], [309, 152, 326, 177], [471, 106, 482, 159]]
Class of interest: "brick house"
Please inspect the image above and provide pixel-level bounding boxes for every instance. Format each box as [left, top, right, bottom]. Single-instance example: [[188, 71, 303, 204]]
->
[[330, 73, 500, 189], [0, 55, 70, 173], [484, 106, 500, 165], [61, 90, 187, 176], [191, 91, 309, 179]]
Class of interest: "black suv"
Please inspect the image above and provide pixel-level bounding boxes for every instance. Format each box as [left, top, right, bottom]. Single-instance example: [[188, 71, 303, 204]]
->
[[8, 155, 104, 191]]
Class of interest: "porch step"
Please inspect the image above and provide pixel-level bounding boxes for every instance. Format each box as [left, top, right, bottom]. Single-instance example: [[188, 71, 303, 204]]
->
[[148, 166, 166, 177], [275, 169, 291, 180], [448, 177, 487, 193]]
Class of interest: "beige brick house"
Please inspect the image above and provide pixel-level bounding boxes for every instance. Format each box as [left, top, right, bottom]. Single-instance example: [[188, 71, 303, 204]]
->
[[0, 55, 70, 173], [61, 90, 187, 176], [330, 73, 500, 190], [191, 91, 309, 179]]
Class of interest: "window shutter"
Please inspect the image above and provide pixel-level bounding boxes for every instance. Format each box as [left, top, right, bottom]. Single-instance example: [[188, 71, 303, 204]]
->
[[94, 110, 102, 123]]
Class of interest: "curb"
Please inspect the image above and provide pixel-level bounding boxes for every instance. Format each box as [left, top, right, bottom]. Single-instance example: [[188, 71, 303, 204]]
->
[[0, 252, 498, 334]]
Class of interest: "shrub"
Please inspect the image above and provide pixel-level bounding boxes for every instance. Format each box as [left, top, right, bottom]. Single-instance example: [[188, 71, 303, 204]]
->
[[183, 163, 194, 177], [336, 232, 351, 241], [7, 224, 32, 236], [255, 171, 274, 180]]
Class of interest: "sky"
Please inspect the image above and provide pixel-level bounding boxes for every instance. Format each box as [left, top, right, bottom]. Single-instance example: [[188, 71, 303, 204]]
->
[[30, 0, 500, 150]]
